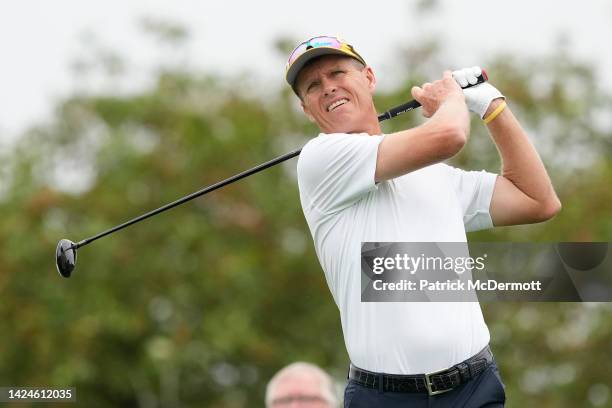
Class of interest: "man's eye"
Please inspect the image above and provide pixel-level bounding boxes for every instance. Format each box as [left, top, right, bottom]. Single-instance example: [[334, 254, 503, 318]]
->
[[307, 81, 320, 92], [333, 70, 345, 75]]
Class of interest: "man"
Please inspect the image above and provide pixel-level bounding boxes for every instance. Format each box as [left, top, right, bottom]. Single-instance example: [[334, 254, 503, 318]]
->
[[285, 36, 561, 407], [265, 362, 338, 407]]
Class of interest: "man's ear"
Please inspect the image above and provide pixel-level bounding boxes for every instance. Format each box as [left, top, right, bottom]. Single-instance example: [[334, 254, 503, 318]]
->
[[301, 101, 316, 123], [364, 66, 377, 93]]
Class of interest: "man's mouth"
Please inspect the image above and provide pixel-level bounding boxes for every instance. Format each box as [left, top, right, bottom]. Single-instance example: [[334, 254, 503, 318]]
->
[[327, 98, 349, 112]]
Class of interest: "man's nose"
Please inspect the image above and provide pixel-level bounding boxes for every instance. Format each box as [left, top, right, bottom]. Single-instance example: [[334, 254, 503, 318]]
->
[[322, 79, 337, 97]]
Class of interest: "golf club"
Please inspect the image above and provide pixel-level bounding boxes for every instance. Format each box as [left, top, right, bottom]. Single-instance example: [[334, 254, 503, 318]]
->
[[56, 70, 488, 278]]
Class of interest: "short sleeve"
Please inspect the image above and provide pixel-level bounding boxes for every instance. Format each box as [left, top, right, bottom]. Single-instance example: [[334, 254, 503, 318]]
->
[[443, 164, 498, 232], [297, 133, 384, 215]]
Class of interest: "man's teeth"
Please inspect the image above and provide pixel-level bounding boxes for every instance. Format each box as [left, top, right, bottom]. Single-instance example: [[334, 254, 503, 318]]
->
[[327, 99, 349, 112]]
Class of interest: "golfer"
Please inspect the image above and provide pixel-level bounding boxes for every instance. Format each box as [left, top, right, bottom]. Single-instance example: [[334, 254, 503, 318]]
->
[[286, 36, 561, 407]]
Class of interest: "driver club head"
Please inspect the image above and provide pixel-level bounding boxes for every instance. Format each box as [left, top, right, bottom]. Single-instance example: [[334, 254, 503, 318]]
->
[[56, 239, 77, 278]]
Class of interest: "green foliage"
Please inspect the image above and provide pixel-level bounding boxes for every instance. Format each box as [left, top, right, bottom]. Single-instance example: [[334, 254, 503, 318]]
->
[[0, 38, 610, 407]]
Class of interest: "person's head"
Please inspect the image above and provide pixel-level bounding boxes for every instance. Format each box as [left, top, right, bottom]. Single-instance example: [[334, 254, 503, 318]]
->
[[285, 36, 380, 135], [265, 362, 337, 408]]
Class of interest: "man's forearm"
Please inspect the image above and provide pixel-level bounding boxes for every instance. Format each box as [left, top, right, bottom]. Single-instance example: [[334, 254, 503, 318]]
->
[[485, 99, 560, 207], [375, 95, 470, 182], [429, 94, 471, 142]]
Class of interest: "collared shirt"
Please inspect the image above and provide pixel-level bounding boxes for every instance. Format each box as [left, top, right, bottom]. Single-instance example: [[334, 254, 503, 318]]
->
[[297, 132, 497, 374]]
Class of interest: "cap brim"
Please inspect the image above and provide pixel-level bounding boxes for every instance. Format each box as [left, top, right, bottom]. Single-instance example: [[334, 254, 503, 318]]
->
[[286, 47, 365, 88]]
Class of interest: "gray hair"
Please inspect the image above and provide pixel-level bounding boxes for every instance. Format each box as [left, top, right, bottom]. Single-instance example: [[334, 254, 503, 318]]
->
[[265, 362, 338, 407]]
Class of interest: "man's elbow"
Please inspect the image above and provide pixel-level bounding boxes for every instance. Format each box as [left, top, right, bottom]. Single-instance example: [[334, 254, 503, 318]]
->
[[535, 196, 562, 222]]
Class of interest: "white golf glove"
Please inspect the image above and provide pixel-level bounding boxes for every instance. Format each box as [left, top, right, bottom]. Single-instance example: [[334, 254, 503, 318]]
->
[[452, 66, 504, 119]]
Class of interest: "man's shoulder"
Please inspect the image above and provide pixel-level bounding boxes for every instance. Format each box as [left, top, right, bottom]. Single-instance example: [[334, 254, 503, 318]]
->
[[299, 133, 353, 166], [300, 133, 327, 155], [301, 132, 381, 158], [302, 132, 356, 150]]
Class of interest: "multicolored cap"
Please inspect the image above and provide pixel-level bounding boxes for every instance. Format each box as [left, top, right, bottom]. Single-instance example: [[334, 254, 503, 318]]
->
[[285, 36, 367, 88]]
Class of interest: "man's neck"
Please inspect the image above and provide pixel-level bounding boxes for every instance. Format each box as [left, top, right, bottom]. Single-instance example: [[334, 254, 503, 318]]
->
[[347, 121, 382, 136]]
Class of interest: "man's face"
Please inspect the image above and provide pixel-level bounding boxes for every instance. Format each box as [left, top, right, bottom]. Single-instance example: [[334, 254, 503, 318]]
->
[[269, 374, 332, 407], [296, 55, 376, 134]]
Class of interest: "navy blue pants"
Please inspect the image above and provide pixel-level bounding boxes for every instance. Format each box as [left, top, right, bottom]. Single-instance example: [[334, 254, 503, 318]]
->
[[344, 360, 506, 407]]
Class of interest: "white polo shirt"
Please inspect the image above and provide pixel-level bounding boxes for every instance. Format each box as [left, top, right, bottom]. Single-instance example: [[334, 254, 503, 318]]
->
[[297, 132, 498, 375]]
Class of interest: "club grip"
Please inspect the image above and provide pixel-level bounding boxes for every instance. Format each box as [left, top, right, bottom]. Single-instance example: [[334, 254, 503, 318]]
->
[[378, 69, 488, 122]]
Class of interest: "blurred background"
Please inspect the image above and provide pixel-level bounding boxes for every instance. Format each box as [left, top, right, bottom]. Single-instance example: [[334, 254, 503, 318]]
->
[[0, 0, 611, 407]]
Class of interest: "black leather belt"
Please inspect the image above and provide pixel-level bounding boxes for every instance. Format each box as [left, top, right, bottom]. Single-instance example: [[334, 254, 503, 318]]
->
[[348, 345, 494, 396]]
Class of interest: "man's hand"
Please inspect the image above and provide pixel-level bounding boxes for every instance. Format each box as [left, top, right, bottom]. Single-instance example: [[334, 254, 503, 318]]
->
[[375, 71, 470, 183], [411, 71, 465, 118], [453, 66, 504, 119]]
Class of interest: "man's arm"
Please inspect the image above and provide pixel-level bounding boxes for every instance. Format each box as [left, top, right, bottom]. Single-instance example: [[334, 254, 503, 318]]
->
[[485, 99, 562, 225], [375, 71, 470, 183]]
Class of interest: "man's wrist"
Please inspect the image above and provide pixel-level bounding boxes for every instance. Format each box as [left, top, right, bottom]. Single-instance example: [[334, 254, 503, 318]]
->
[[483, 97, 505, 119]]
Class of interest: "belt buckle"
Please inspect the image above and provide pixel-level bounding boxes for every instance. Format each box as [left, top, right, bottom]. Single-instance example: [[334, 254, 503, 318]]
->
[[424, 367, 453, 396]]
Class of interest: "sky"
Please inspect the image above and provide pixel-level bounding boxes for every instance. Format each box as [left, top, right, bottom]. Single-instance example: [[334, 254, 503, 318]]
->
[[1, 0, 611, 144]]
